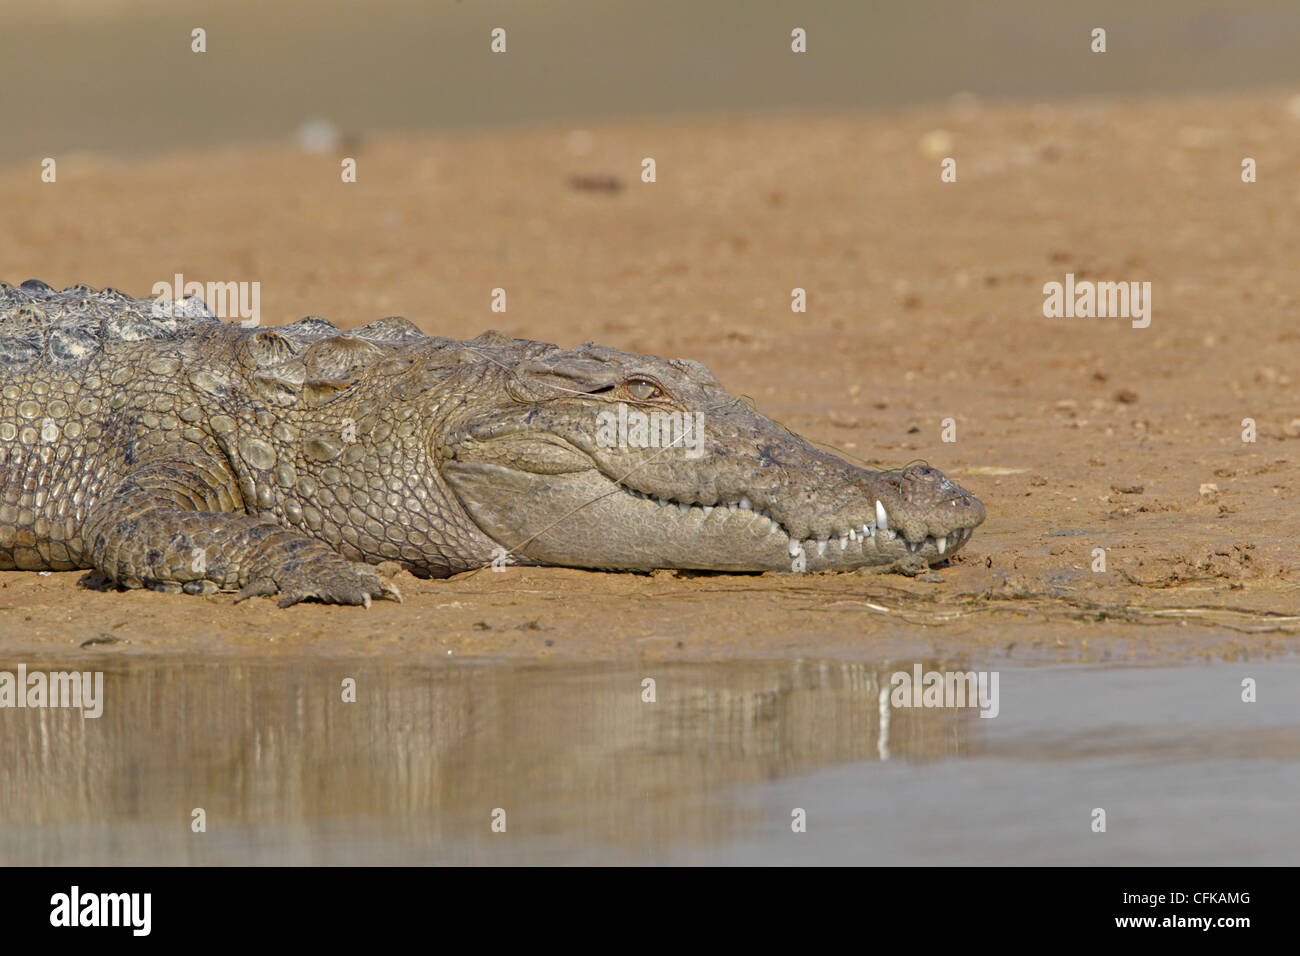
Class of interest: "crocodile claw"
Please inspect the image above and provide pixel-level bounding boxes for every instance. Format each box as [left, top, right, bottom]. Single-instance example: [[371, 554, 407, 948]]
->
[[236, 556, 403, 608]]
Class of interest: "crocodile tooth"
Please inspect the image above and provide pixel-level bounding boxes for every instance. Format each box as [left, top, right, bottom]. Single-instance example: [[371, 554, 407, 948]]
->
[[678, 502, 691, 515], [936, 535, 947, 554], [701, 506, 714, 516], [816, 539, 827, 557], [875, 500, 889, 531], [788, 539, 801, 557], [848, 528, 857, 541], [739, 496, 752, 510], [863, 523, 874, 538], [728, 502, 738, 513], [839, 534, 848, 550]]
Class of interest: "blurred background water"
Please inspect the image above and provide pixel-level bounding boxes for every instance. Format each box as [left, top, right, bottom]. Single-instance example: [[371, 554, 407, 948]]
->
[[3, 0, 1300, 163]]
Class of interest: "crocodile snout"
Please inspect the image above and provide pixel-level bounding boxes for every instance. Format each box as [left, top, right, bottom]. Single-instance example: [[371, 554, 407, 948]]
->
[[866, 462, 985, 548]]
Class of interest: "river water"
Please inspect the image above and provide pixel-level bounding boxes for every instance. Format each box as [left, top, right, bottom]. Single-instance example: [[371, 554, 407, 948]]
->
[[2, 655, 1294, 864]]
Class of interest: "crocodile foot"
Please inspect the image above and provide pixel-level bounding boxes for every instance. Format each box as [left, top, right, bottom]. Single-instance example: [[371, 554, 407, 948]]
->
[[235, 553, 404, 608]]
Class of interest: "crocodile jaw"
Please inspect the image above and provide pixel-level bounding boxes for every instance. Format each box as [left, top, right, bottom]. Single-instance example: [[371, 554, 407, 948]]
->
[[443, 461, 979, 572]]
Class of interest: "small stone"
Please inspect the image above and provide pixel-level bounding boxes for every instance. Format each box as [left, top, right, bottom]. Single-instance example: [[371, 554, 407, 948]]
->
[[296, 118, 341, 154], [828, 412, 860, 429]]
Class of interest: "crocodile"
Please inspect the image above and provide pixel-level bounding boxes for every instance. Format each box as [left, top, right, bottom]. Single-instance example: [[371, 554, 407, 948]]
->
[[0, 279, 985, 606]]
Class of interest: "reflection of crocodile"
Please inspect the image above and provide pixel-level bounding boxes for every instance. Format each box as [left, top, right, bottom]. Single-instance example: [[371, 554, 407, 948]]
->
[[0, 280, 984, 606], [0, 657, 970, 863]]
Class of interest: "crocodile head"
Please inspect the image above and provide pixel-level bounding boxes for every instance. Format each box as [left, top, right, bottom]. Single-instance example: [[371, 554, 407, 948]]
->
[[438, 336, 985, 572]]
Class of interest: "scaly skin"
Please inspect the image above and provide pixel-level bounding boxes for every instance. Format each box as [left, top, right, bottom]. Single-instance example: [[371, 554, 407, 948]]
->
[[0, 279, 985, 606]]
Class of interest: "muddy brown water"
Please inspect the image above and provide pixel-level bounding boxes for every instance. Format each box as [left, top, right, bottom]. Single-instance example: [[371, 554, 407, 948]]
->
[[2, 654, 1295, 865]]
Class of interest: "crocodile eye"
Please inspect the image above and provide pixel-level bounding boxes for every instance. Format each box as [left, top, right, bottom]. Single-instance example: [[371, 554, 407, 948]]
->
[[624, 378, 662, 401]]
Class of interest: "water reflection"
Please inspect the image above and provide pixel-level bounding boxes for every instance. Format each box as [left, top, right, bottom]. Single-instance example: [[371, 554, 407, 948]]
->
[[7, 656, 1296, 864], [0, 656, 973, 864]]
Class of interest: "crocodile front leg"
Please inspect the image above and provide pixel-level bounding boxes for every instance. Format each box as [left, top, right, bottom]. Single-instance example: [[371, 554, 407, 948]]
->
[[82, 460, 401, 607]]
